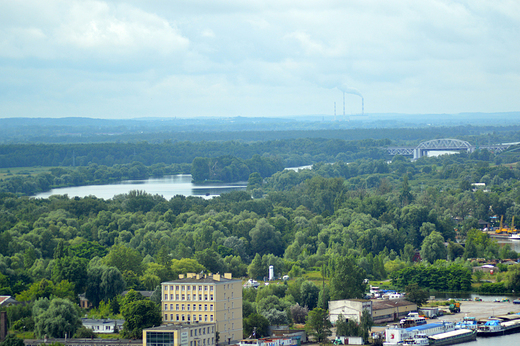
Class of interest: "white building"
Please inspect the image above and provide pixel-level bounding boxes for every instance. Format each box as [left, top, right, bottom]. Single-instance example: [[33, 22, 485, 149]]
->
[[81, 318, 124, 333], [328, 299, 372, 324]]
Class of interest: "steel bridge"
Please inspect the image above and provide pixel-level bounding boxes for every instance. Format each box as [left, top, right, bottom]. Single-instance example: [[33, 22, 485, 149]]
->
[[387, 138, 512, 160]]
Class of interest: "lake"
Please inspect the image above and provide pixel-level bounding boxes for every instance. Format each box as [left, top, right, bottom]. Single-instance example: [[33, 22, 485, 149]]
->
[[33, 174, 247, 200]]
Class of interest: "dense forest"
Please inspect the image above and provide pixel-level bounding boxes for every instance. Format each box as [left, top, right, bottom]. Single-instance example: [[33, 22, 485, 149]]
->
[[2, 128, 520, 340]]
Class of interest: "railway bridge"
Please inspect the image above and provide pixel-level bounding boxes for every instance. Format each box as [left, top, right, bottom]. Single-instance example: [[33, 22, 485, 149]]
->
[[387, 138, 511, 160]]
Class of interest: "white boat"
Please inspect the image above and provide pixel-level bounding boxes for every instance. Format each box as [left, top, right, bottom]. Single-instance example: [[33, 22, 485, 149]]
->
[[402, 333, 429, 346], [510, 233, 520, 240]]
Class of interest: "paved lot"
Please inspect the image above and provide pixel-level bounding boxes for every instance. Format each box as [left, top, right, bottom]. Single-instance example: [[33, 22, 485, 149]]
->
[[437, 300, 520, 322]]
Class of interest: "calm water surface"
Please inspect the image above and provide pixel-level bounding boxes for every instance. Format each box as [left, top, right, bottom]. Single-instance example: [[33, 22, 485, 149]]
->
[[460, 333, 520, 345], [33, 175, 247, 200]]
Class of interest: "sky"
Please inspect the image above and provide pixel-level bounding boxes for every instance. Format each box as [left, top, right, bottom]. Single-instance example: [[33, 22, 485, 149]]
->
[[0, 0, 519, 119]]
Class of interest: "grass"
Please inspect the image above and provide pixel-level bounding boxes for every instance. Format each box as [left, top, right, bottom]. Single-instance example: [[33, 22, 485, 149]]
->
[[14, 331, 36, 339], [0, 166, 52, 179]]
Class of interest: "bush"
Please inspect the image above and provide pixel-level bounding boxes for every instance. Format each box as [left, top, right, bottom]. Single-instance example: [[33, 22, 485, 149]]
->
[[478, 282, 508, 294], [74, 326, 97, 338]]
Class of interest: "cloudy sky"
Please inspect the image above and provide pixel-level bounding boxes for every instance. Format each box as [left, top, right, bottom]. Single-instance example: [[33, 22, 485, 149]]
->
[[1, 0, 519, 119]]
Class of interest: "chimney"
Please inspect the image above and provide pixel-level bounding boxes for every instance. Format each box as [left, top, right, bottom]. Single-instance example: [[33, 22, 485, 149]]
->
[[343, 91, 345, 116]]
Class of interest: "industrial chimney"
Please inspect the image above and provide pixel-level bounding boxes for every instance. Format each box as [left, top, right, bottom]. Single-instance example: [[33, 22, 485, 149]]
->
[[343, 92, 345, 116]]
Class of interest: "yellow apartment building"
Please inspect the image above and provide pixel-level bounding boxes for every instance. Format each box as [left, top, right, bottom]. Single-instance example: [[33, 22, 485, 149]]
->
[[161, 273, 243, 345], [143, 323, 215, 346]]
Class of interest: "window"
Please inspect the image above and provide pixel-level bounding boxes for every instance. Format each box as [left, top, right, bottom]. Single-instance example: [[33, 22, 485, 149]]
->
[[210, 286, 214, 291], [164, 314, 167, 320], [232, 302, 234, 308], [193, 304, 197, 310], [182, 294, 185, 300], [210, 315, 214, 322], [205, 315, 208, 322], [194, 329, 197, 336], [193, 285, 196, 291], [210, 304, 213, 311], [204, 304, 207, 311], [176, 286, 180, 291], [182, 314, 185, 321], [224, 293, 226, 299], [176, 294, 180, 300], [182, 286, 185, 291], [199, 294, 202, 300], [224, 303, 226, 309], [164, 304, 168, 310], [170, 286, 174, 290], [199, 304, 202, 311], [176, 304, 179, 310], [164, 294, 168, 300], [204, 286, 208, 291], [199, 286, 202, 291], [205, 295, 208, 300], [182, 304, 185, 311], [187, 295, 191, 301], [210, 295, 213, 301], [190, 330, 193, 337], [231, 292, 234, 298], [176, 314, 179, 321], [187, 304, 190, 311], [170, 314, 173, 321], [199, 314, 202, 321], [188, 315, 191, 321], [232, 312, 234, 318]]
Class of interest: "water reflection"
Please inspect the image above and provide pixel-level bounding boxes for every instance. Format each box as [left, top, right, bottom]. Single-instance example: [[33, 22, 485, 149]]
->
[[33, 174, 247, 200]]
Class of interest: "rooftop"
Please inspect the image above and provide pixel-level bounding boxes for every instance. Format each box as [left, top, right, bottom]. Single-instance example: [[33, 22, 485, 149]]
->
[[143, 323, 214, 332], [163, 273, 240, 284], [372, 299, 416, 310]]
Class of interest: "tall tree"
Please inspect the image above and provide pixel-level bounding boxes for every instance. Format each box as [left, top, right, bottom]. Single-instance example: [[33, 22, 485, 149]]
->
[[121, 299, 162, 339], [405, 283, 429, 307], [420, 231, 447, 263], [305, 308, 332, 342], [330, 257, 366, 300], [33, 297, 82, 338]]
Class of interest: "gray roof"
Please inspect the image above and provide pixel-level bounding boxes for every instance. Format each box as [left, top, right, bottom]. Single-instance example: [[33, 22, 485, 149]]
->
[[82, 318, 124, 325], [143, 322, 214, 332], [162, 277, 240, 284], [372, 299, 416, 310]]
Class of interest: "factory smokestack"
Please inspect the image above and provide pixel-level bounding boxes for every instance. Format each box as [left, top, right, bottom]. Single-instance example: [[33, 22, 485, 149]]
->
[[343, 92, 345, 116], [337, 84, 363, 115]]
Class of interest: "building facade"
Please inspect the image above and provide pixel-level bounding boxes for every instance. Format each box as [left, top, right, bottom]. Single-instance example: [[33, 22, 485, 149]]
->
[[81, 318, 124, 333], [161, 273, 242, 344], [143, 323, 215, 346], [328, 299, 373, 324]]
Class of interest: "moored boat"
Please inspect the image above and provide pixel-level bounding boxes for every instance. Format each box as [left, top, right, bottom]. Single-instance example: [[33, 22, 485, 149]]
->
[[428, 329, 476, 346], [402, 333, 429, 346], [477, 319, 503, 336], [455, 316, 477, 330]]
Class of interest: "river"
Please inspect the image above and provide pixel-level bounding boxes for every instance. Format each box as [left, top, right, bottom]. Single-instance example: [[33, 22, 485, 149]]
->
[[459, 333, 519, 345], [33, 174, 247, 200]]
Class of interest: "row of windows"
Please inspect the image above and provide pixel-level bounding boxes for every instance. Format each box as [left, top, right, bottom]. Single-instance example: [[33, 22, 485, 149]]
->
[[166, 285, 214, 292], [164, 303, 214, 311], [164, 314, 214, 322], [189, 338, 214, 346], [164, 294, 214, 301], [190, 326, 213, 336]]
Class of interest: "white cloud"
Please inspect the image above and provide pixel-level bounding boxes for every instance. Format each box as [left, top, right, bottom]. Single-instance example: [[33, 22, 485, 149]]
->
[[0, 0, 520, 117]]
